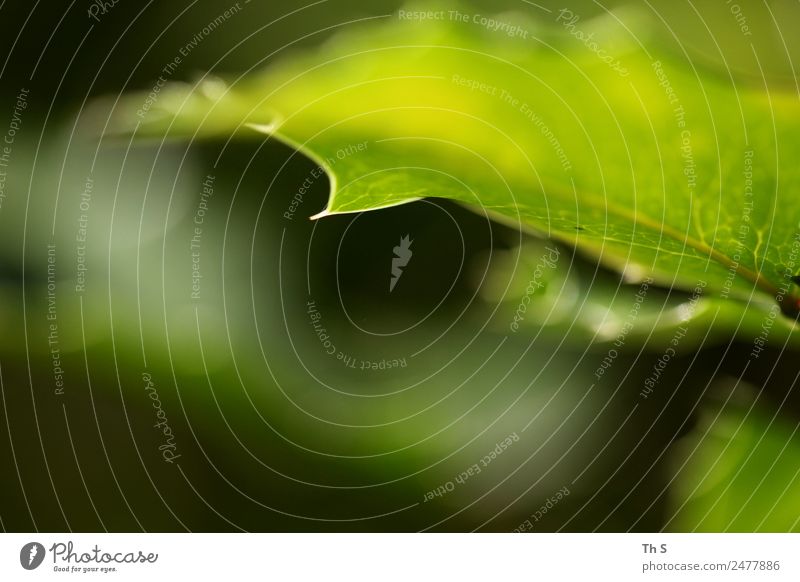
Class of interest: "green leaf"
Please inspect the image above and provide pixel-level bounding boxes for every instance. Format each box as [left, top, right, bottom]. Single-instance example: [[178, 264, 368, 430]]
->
[[668, 387, 800, 532], [479, 239, 800, 351], [107, 4, 800, 316]]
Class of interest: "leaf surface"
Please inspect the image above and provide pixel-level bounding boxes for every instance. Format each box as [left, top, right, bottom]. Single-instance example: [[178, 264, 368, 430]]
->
[[111, 6, 800, 314]]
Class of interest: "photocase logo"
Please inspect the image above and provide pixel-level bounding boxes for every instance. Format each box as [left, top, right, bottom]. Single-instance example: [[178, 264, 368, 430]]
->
[[390, 235, 413, 292], [20, 542, 45, 570]]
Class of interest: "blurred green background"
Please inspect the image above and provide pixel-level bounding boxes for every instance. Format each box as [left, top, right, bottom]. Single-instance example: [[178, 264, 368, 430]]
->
[[1, 0, 800, 532]]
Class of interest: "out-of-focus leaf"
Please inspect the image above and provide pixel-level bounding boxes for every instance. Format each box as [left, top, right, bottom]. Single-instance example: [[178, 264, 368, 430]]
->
[[668, 387, 800, 532], [479, 239, 800, 351]]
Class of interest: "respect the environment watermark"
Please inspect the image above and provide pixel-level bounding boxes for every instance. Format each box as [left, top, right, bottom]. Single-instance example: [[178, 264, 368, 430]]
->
[[137, 3, 245, 120]]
